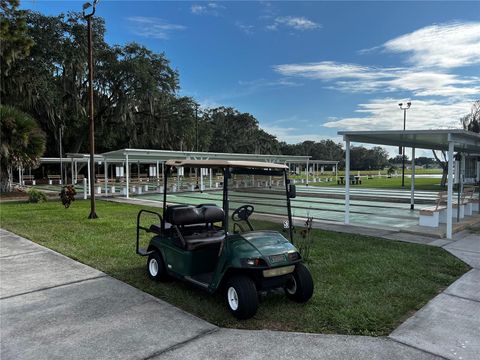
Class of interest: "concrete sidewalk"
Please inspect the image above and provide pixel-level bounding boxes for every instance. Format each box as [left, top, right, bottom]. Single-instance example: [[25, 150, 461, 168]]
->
[[1, 229, 478, 360], [390, 231, 480, 360]]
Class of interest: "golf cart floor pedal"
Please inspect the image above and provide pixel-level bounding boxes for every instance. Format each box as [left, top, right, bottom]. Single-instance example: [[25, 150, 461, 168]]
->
[[185, 272, 214, 288], [137, 248, 153, 256]]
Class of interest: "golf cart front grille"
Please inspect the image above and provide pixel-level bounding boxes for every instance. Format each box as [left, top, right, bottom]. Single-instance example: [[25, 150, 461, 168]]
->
[[258, 273, 293, 290], [263, 265, 295, 278], [269, 254, 286, 263]]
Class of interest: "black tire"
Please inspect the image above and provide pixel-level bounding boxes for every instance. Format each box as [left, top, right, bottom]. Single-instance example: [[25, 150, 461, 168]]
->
[[225, 276, 258, 320], [285, 263, 314, 303], [147, 251, 167, 281]]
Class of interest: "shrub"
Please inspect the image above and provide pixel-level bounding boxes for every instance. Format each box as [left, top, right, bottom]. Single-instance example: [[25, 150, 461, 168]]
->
[[296, 216, 314, 262], [27, 188, 47, 203], [387, 166, 397, 176], [59, 185, 77, 208]]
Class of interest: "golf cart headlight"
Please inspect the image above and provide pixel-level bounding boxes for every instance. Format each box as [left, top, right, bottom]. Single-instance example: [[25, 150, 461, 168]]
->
[[288, 252, 301, 261], [241, 258, 267, 267]]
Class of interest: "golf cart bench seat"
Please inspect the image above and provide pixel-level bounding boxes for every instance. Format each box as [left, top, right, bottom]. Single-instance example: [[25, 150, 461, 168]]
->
[[165, 204, 225, 250], [165, 204, 224, 226]]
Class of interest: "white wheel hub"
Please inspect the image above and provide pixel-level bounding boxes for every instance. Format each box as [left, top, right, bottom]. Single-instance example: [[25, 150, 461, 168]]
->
[[149, 258, 159, 276], [227, 287, 239, 311], [286, 277, 297, 295]]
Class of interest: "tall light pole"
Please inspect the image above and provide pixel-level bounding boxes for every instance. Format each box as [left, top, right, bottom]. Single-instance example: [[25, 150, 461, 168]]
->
[[194, 104, 200, 189], [398, 101, 411, 188], [83, 0, 99, 219], [195, 104, 199, 152], [59, 125, 63, 185]]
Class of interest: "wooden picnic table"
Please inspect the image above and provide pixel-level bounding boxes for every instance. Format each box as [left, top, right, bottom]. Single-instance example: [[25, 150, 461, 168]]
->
[[338, 176, 362, 185]]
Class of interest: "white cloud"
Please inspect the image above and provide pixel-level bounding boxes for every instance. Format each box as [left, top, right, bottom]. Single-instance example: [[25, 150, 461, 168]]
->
[[191, 2, 224, 16], [274, 61, 394, 80], [267, 16, 321, 31], [235, 21, 255, 35], [273, 61, 480, 97], [382, 22, 480, 68], [263, 21, 480, 146], [201, 78, 302, 103], [258, 1, 276, 20], [238, 78, 302, 89], [323, 98, 473, 131], [190, 5, 205, 14], [195, 97, 223, 110], [127, 17, 185, 39]]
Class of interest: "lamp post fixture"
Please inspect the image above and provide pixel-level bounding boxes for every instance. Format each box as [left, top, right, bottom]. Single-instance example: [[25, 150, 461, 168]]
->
[[83, 0, 99, 219], [398, 101, 411, 188]]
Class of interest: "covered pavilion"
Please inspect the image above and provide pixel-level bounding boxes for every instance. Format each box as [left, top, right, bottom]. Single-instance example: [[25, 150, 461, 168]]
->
[[35, 149, 310, 198], [283, 159, 339, 184], [338, 129, 480, 239]]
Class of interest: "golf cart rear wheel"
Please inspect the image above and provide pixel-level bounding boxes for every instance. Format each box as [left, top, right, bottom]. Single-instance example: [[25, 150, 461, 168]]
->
[[225, 276, 258, 320], [285, 263, 314, 303], [147, 251, 167, 281]]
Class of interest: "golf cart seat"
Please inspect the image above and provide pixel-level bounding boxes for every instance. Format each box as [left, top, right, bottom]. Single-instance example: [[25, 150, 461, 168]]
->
[[165, 204, 225, 250]]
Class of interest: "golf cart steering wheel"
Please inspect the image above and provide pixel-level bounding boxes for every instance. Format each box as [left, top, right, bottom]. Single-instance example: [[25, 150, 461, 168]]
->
[[232, 205, 254, 221]]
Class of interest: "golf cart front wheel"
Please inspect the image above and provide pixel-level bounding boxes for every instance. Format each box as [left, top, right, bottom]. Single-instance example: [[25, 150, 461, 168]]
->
[[147, 251, 167, 281], [285, 263, 314, 303], [225, 276, 258, 320]]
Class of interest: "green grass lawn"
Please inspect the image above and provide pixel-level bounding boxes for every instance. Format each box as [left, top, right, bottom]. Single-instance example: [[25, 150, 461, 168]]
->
[[0, 200, 468, 335]]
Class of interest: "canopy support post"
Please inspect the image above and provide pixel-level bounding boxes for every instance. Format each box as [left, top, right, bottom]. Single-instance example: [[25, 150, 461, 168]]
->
[[306, 159, 309, 185], [345, 136, 350, 225], [70, 158, 74, 185], [126, 154, 129, 199], [446, 141, 454, 239], [104, 160, 108, 195], [410, 148, 415, 210]]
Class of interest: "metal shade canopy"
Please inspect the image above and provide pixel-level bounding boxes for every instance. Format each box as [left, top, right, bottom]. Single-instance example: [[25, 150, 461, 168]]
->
[[100, 148, 309, 162], [338, 128, 480, 240], [338, 129, 480, 154], [165, 159, 288, 169]]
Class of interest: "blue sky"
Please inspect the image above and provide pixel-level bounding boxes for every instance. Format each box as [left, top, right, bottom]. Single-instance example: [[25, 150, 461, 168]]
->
[[22, 1, 480, 152]]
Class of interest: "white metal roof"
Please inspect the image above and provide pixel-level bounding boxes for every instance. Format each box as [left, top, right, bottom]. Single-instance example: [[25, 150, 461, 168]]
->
[[100, 148, 310, 162], [286, 159, 339, 164], [338, 129, 480, 153], [165, 159, 288, 169]]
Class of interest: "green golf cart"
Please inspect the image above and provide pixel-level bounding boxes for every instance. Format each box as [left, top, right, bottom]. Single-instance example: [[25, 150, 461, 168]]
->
[[136, 159, 313, 319]]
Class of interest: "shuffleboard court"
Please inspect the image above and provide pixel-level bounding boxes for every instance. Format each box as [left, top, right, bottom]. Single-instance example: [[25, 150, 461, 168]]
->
[[134, 186, 433, 229], [294, 186, 441, 201]]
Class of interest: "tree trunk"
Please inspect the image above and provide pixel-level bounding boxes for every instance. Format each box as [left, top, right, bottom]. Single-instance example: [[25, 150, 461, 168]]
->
[[0, 166, 13, 193], [441, 169, 448, 188], [432, 150, 448, 187]]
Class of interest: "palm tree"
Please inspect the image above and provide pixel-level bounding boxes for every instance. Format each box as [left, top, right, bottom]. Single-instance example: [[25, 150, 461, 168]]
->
[[0, 105, 46, 192]]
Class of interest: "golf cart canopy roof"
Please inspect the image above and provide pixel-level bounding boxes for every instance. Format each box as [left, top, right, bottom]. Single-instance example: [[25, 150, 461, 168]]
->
[[165, 159, 288, 170]]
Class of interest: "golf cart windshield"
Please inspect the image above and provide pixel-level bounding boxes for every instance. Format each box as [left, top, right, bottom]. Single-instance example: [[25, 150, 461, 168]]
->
[[162, 160, 294, 240]]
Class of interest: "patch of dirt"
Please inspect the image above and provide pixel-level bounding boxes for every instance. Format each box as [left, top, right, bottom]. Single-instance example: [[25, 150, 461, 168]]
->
[[0, 191, 28, 202]]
